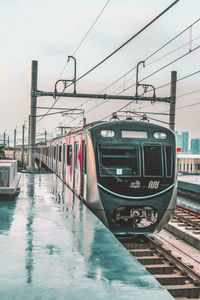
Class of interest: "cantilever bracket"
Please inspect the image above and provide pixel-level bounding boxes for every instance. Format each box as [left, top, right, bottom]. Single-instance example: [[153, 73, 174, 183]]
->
[[135, 60, 156, 102]]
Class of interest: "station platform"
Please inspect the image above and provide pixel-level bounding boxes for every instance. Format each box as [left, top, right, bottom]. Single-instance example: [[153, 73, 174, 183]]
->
[[177, 195, 200, 214], [178, 175, 200, 201], [178, 175, 200, 213], [0, 173, 173, 300]]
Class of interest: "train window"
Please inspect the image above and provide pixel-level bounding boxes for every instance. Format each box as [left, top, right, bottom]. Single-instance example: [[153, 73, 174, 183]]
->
[[63, 144, 65, 163], [59, 145, 62, 162], [154, 132, 167, 139], [100, 130, 115, 138], [122, 131, 147, 139], [99, 146, 140, 176], [165, 146, 173, 177], [143, 145, 163, 177], [67, 145, 72, 166], [53, 146, 56, 160]]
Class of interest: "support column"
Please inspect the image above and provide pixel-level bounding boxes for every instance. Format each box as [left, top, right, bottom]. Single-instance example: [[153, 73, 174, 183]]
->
[[14, 129, 16, 160], [22, 124, 25, 168], [29, 60, 38, 170], [3, 132, 6, 146], [169, 71, 177, 131], [45, 130, 47, 143]]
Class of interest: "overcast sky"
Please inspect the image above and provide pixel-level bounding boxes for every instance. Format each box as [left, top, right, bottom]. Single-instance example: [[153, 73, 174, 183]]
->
[[0, 0, 200, 144]]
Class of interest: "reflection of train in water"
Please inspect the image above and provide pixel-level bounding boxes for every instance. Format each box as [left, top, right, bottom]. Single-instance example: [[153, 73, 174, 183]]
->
[[36, 119, 177, 234]]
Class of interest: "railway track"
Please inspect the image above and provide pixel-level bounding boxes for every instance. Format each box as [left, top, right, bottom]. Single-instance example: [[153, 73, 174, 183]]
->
[[118, 235, 200, 299], [171, 206, 200, 233]]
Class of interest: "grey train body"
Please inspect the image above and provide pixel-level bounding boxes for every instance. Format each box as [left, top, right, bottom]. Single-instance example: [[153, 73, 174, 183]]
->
[[36, 120, 177, 235]]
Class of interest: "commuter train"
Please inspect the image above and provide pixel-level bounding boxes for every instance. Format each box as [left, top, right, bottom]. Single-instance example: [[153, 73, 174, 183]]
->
[[36, 119, 177, 235]]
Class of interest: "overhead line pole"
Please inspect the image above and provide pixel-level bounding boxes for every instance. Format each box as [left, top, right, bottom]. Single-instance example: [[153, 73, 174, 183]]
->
[[29, 60, 38, 170], [22, 124, 25, 169], [169, 71, 177, 131], [13, 129, 16, 160]]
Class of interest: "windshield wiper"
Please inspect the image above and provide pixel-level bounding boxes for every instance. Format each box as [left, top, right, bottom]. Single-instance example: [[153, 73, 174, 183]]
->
[[101, 165, 123, 183]]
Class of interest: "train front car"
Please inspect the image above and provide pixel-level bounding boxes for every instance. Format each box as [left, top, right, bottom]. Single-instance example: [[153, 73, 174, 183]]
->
[[88, 120, 177, 235]]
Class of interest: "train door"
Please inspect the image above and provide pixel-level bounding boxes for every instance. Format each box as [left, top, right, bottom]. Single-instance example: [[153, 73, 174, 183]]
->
[[73, 141, 81, 196], [53, 145, 56, 172], [62, 143, 66, 182], [56, 144, 59, 174], [73, 142, 79, 193], [67, 139, 74, 189], [49, 145, 52, 170], [58, 144, 62, 178], [80, 140, 87, 199]]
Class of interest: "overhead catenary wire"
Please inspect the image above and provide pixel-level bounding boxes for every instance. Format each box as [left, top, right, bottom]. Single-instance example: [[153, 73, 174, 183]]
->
[[77, 52, 200, 122], [65, 0, 180, 88], [99, 69, 200, 122], [63, 17, 200, 125], [72, 0, 111, 57], [37, 0, 111, 123], [43, 0, 181, 128], [56, 0, 111, 80], [39, 0, 180, 130], [99, 17, 200, 93], [120, 44, 200, 94], [52, 0, 181, 126]]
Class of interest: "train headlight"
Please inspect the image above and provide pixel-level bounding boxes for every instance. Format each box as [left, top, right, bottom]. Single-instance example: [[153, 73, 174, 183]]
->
[[100, 130, 115, 138], [153, 132, 167, 139]]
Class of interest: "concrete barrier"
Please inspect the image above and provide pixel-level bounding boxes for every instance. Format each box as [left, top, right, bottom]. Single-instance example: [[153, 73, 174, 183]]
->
[[0, 160, 21, 199]]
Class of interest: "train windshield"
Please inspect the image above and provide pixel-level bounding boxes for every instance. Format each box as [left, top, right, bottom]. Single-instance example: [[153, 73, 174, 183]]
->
[[98, 146, 140, 176], [143, 145, 163, 177]]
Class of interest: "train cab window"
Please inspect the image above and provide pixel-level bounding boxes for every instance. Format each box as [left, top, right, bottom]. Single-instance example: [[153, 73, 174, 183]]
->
[[165, 146, 173, 177], [99, 146, 140, 176], [143, 145, 163, 177], [67, 145, 72, 166], [59, 145, 62, 162]]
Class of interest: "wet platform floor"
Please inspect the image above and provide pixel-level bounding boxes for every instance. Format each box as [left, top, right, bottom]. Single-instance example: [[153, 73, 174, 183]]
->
[[0, 173, 173, 300]]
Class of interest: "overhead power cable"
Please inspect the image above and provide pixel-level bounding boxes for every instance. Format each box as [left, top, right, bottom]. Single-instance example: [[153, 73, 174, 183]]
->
[[57, 0, 111, 80], [105, 17, 200, 91], [78, 58, 200, 120], [100, 69, 200, 121], [72, 0, 111, 57], [61, 1, 181, 124], [121, 44, 200, 94], [67, 0, 180, 87], [37, 0, 111, 123], [41, 0, 180, 126], [63, 17, 199, 125]]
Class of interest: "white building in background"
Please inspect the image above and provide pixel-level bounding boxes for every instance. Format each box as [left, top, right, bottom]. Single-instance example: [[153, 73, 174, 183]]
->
[[177, 153, 200, 174]]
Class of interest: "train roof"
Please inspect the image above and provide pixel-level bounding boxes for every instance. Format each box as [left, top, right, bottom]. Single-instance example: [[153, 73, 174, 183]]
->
[[47, 119, 174, 143]]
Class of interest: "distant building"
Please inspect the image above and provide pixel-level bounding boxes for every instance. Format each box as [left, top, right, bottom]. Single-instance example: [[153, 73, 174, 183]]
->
[[0, 134, 3, 145], [182, 132, 189, 152], [175, 131, 189, 152], [175, 131, 183, 149], [191, 138, 200, 154]]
